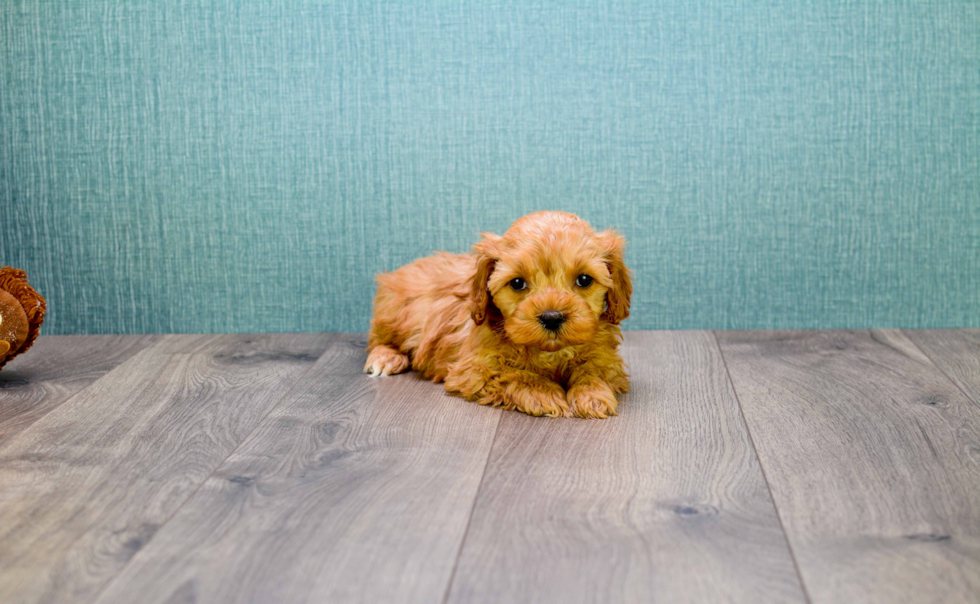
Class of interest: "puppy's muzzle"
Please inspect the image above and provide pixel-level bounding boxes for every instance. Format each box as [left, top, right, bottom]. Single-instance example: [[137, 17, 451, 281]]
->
[[538, 310, 566, 332]]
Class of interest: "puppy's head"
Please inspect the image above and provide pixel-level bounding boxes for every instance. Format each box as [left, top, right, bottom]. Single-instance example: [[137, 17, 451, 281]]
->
[[471, 211, 632, 351]]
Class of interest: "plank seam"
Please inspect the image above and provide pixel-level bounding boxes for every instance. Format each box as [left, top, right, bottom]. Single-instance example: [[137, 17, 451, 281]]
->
[[440, 408, 505, 604], [85, 333, 339, 604], [0, 337, 216, 597], [711, 330, 814, 604], [901, 329, 980, 409], [0, 335, 160, 444]]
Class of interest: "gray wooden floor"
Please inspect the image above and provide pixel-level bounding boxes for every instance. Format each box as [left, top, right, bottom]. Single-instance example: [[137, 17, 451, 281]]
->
[[0, 330, 977, 604]]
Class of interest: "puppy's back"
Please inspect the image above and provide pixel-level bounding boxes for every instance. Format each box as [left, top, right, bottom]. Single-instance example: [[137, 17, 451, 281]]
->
[[368, 252, 475, 380]]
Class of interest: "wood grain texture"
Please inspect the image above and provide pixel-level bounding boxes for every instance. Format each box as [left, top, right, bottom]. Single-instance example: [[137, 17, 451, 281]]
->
[[93, 333, 502, 604], [446, 330, 806, 604], [0, 333, 332, 604], [904, 329, 980, 406], [0, 334, 159, 441], [716, 329, 980, 604]]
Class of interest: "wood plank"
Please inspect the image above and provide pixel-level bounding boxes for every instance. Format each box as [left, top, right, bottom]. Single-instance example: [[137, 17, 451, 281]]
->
[[0, 334, 159, 442], [446, 331, 806, 603], [0, 333, 332, 604], [904, 329, 980, 406], [716, 329, 980, 604], [93, 333, 502, 604]]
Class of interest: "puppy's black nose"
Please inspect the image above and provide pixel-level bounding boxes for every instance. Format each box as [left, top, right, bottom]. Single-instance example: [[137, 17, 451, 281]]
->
[[539, 310, 566, 331]]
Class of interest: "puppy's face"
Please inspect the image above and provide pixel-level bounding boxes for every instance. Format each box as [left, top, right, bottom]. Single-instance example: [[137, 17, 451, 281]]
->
[[471, 212, 632, 352]]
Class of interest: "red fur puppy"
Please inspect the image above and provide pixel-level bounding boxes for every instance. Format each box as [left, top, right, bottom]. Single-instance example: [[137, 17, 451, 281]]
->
[[364, 211, 632, 418]]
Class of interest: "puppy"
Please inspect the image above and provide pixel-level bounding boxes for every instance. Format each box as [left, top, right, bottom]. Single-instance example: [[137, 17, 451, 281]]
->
[[364, 211, 631, 418]]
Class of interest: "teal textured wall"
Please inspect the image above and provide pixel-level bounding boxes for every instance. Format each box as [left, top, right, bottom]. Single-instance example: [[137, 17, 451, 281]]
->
[[1, 1, 978, 335]]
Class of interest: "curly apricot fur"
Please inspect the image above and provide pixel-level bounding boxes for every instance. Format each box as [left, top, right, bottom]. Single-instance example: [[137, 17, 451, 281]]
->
[[365, 211, 631, 418]]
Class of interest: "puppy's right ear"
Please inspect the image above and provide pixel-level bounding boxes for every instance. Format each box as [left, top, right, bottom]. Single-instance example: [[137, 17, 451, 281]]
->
[[471, 233, 501, 325]]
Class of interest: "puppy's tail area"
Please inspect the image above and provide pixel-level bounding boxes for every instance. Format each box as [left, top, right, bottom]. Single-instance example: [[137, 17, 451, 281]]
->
[[364, 345, 410, 377]]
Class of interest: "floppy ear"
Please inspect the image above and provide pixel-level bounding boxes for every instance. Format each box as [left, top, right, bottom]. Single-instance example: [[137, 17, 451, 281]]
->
[[471, 233, 501, 325], [598, 229, 632, 324]]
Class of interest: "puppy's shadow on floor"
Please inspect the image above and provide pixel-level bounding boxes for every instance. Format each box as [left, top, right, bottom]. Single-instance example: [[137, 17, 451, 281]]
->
[[361, 364, 448, 396]]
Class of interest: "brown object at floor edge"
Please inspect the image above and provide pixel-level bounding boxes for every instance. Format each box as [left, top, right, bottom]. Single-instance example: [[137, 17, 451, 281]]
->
[[0, 266, 46, 370]]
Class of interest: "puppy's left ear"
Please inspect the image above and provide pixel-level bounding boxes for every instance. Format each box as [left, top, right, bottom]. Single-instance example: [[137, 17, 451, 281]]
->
[[471, 233, 501, 325], [599, 229, 632, 324]]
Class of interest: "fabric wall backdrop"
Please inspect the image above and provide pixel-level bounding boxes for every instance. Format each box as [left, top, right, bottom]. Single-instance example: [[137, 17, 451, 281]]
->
[[2, 1, 978, 335]]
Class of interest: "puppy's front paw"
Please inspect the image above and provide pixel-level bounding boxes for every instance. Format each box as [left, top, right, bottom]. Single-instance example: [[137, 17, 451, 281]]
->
[[511, 382, 570, 418], [364, 345, 410, 377], [567, 381, 619, 419], [479, 379, 569, 418]]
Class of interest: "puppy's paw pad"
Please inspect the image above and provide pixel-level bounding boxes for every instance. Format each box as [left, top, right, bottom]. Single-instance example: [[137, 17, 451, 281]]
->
[[364, 346, 410, 377]]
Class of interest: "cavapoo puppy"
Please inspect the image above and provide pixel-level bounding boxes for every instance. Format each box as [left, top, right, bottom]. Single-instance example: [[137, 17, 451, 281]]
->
[[364, 211, 631, 419]]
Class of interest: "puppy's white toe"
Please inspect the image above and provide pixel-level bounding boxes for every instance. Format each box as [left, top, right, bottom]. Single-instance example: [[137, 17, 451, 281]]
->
[[365, 362, 389, 377], [364, 346, 409, 378]]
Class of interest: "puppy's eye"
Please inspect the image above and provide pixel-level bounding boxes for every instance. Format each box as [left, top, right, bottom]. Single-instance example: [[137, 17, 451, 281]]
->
[[575, 274, 593, 288], [509, 278, 527, 291]]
